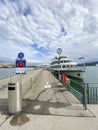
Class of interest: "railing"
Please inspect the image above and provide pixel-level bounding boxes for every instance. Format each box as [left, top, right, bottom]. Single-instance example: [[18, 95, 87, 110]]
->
[[62, 78, 87, 110], [86, 83, 98, 104], [69, 85, 83, 102], [0, 68, 34, 80], [66, 79, 98, 104], [0, 68, 42, 97], [65, 78, 83, 102]]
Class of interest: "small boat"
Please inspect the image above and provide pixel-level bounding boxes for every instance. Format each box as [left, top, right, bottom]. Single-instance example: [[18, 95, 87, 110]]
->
[[48, 56, 85, 79]]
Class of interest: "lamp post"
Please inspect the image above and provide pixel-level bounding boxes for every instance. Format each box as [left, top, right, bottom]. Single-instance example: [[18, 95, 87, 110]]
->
[[57, 48, 63, 80]]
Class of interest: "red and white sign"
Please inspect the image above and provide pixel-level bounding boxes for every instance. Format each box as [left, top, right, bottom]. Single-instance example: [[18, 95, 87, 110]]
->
[[17, 61, 25, 68], [15, 59, 26, 74]]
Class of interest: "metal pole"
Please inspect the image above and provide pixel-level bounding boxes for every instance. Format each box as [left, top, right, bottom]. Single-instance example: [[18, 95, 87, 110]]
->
[[58, 54, 60, 80], [57, 48, 63, 81], [19, 74, 22, 88], [68, 84, 70, 91], [10, 76, 12, 83], [82, 84, 87, 110], [87, 83, 89, 104], [30, 77, 32, 88]]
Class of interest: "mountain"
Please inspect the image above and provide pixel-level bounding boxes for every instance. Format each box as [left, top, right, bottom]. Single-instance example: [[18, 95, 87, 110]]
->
[[78, 61, 98, 66]]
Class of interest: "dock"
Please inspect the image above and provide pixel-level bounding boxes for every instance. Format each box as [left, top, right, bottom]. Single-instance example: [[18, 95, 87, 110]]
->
[[0, 68, 97, 130]]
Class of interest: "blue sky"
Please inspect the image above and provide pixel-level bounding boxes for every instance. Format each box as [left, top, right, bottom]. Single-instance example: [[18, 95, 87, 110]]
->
[[0, 0, 98, 64]]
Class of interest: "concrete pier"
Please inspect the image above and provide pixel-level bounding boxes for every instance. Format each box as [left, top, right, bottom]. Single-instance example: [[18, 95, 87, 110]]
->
[[0, 68, 98, 130], [22, 69, 93, 117]]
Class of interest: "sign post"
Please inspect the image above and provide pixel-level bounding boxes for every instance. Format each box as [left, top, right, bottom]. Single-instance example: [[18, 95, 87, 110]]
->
[[15, 52, 26, 87], [15, 52, 26, 74]]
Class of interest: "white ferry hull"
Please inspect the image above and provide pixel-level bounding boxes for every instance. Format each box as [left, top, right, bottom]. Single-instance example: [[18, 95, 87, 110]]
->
[[61, 71, 84, 79], [49, 68, 85, 79]]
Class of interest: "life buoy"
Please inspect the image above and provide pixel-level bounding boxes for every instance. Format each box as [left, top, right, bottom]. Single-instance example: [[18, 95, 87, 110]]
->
[[62, 74, 70, 85]]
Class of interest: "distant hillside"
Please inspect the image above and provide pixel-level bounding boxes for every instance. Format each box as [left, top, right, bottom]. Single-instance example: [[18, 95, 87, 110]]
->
[[78, 61, 98, 66]]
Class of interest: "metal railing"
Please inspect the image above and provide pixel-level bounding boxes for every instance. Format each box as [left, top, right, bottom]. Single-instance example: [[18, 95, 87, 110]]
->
[[64, 78, 87, 109], [66, 79, 98, 104], [86, 83, 98, 104], [0, 68, 43, 97]]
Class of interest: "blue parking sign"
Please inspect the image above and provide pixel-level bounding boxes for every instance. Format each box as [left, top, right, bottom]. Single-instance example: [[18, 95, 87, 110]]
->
[[18, 52, 24, 59]]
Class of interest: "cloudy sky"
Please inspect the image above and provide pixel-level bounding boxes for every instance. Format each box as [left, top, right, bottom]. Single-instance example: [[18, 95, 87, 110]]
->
[[0, 0, 98, 64]]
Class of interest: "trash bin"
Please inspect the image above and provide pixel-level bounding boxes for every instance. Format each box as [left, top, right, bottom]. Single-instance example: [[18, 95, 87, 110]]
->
[[8, 82, 22, 115]]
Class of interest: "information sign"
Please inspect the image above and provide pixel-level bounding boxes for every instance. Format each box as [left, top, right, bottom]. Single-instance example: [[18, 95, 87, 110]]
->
[[16, 59, 26, 68], [15, 59, 26, 74], [18, 52, 24, 59]]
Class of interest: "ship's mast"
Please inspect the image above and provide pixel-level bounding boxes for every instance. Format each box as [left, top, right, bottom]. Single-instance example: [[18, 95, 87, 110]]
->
[[57, 48, 63, 80]]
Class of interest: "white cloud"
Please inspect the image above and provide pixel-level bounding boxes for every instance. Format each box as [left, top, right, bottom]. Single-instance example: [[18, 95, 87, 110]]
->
[[0, 0, 98, 64]]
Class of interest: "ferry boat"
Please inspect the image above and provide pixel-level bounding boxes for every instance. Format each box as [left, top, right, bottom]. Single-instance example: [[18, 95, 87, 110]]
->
[[48, 56, 85, 79]]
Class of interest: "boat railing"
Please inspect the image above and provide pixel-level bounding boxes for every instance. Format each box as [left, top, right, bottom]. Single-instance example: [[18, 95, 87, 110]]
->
[[73, 66, 85, 71], [50, 65, 85, 71]]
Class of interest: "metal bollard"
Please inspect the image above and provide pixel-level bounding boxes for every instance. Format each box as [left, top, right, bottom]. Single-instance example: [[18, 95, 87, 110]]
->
[[8, 82, 22, 115]]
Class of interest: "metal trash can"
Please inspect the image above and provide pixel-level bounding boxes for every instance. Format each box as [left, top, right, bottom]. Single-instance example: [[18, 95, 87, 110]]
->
[[8, 82, 22, 115]]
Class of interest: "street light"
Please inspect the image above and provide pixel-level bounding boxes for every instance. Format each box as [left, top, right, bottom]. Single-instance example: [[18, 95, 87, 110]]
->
[[57, 48, 63, 80]]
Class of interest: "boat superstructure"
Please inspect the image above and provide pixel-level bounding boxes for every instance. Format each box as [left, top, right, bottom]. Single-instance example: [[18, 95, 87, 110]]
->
[[49, 56, 85, 79]]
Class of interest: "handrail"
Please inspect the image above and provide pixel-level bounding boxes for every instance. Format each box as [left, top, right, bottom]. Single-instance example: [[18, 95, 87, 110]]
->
[[69, 78, 83, 86], [64, 77, 87, 109], [70, 86, 83, 97]]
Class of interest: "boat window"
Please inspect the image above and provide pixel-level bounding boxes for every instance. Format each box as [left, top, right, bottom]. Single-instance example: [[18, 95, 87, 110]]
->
[[57, 65, 61, 68], [63, 65, 66, 68]]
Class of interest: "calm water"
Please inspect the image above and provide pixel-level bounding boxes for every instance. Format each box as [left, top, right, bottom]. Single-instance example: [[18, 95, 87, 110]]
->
[[0, 68, 34, 80], [83, 66, 98, 83], [0, 66, 98, 82]]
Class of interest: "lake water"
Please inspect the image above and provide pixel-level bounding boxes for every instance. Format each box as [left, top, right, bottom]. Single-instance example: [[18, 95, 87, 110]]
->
[[0, 68, 34, 80], [0, 66, 98, 82], [83, 66, 98, 83]]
